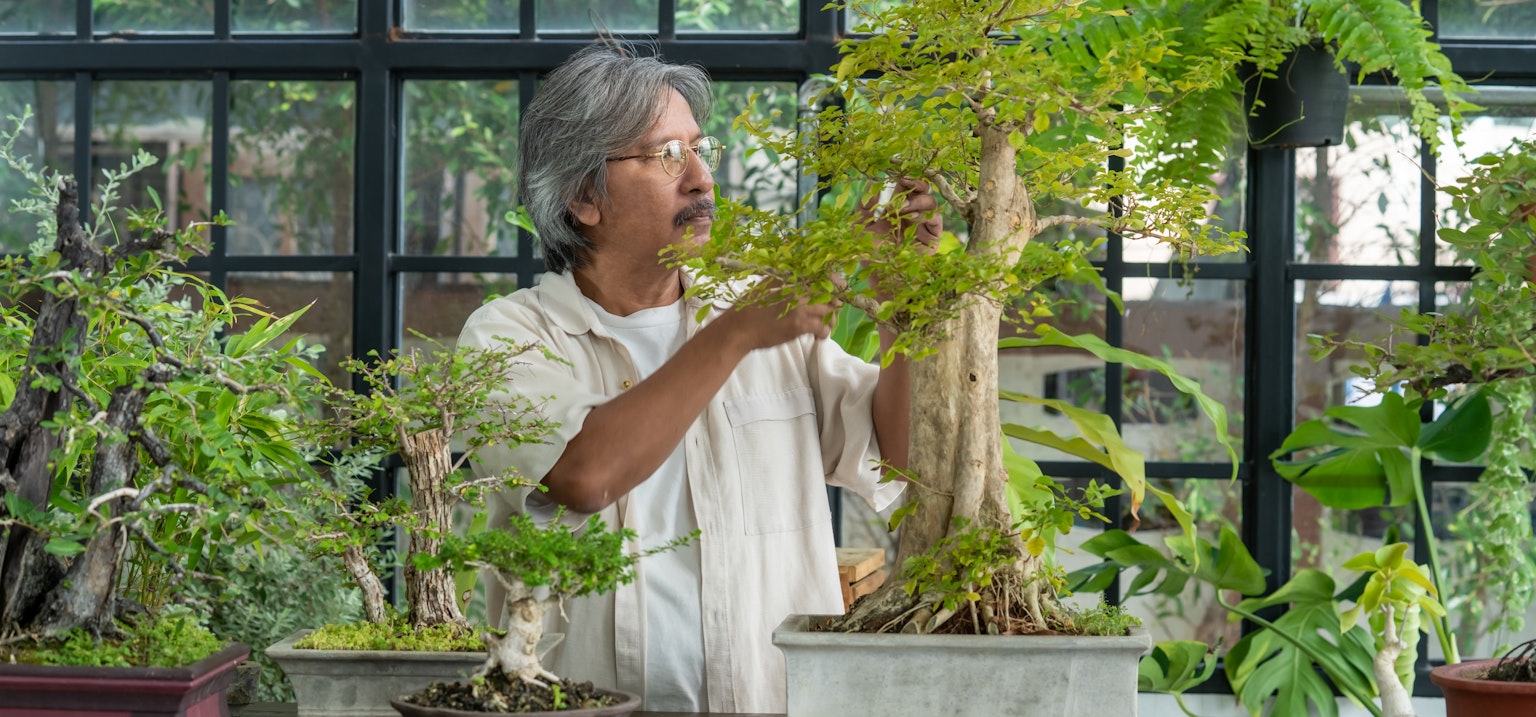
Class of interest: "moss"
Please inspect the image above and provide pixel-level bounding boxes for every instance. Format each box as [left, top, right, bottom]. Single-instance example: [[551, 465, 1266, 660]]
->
[[4, 614, 224, 667], [295, 617, 482, 652], [1068, 601, 1143, 637]]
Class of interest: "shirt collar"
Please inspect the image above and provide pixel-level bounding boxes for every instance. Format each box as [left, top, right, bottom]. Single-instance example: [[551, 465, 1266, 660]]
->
[[539, 269, 714, 337]]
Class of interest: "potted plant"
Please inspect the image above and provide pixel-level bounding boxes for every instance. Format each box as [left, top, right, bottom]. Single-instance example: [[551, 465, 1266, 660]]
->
[[388, 510, 692, 716], [1103, 0, 1475, 154], [0, 111, 321, 715], [265, 333, 564, 716], [1087, 139, 1536, 717], [674, 0, 1248, 713]]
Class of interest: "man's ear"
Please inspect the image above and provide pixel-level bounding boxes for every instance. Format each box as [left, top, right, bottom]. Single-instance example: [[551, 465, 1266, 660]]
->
[[569, 195, 600, 228]]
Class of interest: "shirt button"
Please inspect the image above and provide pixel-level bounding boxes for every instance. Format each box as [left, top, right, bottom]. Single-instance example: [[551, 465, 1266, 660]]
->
[[621, 379, 633, 390]]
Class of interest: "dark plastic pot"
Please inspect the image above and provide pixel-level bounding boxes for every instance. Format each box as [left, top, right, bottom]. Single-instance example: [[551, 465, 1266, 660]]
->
[[1245, 42, 1350, 150], [390, 689, 641, 717], [1430, 659, 1536, 716], [0, 642, 249, 717]]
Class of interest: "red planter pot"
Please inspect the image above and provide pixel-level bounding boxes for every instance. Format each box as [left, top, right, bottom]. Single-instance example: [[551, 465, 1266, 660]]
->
[[1430, 659, 1536, 717], [0, 642, 248, 717]]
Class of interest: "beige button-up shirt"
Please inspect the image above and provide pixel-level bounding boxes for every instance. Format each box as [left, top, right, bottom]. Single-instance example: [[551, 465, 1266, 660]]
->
[[459, 270, 902, 713]]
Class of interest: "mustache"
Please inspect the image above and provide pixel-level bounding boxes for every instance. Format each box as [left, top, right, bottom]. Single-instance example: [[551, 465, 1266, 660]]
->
[[674, 200, 716, 226]]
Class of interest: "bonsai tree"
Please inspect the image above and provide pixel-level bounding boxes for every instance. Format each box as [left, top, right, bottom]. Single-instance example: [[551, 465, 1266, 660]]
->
[[294, 334, 558, 640], [396, 514, 690, 712], [679, 0, 1246, 636], [0, 111, 320, 659]]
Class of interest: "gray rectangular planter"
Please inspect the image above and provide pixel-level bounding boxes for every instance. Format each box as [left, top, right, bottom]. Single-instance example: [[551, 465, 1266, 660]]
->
[[773, 614, 1151, 717], [266, 629, 560, 717]]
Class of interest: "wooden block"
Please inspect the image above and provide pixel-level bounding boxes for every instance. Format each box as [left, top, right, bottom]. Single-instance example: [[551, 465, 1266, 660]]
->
[[836, 547, 885, 585], [836, 547, 887, 610], [848, 568, 887, 605]]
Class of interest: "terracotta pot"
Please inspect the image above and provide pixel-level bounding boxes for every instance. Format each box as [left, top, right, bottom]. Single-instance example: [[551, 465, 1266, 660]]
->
[[1430, 659, 1536, 717], [0, 642, 249, 717], [389, 690, 641, 717]]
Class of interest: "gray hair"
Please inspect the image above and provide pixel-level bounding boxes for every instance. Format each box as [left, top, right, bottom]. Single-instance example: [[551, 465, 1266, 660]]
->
[[519, 42, 713, 275]]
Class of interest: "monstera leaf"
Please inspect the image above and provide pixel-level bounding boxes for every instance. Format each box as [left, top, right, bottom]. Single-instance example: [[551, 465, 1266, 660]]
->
[[1271, 388, 1491, 509], [1224, 570, 1379, 717]]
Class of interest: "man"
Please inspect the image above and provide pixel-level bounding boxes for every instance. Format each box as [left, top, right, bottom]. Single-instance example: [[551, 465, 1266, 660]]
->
[[459, 41, 939, 713]]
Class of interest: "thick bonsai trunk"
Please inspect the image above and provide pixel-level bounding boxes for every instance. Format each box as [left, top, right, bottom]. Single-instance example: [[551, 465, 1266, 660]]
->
[[1375, 605, 1418, 717], [894, 300, 1013, 570], [400, 427, 468, 630], [835, 122, 1048, 634], [482, 581, 559, 686], [34, 379, 164, 638], [0, 179, 104, 635]]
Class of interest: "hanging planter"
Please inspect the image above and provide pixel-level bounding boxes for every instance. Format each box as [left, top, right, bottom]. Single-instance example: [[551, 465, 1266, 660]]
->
[[1245, 42, 1350, 150]]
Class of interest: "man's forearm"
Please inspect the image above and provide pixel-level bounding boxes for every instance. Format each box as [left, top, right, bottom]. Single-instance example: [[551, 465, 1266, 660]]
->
[[871, 327, 911, 473], [541, 319, 750, 513]]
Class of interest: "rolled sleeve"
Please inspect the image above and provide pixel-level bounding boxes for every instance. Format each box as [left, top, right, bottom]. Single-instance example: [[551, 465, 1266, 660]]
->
[[805, 337, 905, 513], [459, 298, 601, 528]]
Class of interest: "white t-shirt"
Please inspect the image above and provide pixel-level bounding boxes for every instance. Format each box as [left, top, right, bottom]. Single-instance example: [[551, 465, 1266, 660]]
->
[[570, 297, 705, 712]]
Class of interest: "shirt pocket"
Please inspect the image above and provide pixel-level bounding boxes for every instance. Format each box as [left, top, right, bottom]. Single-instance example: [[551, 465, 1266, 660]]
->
[[724, 386, 830, 535]]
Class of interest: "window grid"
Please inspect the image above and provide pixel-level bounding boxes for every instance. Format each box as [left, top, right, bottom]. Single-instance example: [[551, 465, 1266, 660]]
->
[[2, 0, 1535, 698]]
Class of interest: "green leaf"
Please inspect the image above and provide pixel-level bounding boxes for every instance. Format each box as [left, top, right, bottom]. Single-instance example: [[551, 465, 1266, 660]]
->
[[1000, 327, 1238, 478], [1139, 641, 1219, 694], [45, 537, 87, 557], [1419, 388, 1491, 462]]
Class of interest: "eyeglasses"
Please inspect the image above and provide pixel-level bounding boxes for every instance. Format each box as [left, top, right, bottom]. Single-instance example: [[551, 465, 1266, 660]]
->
[[606, 136, 724, 178]]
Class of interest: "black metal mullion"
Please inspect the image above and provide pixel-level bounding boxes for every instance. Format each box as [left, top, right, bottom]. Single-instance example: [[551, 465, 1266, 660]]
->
[[75, 0, 90, 39], [72, 72, 92, 225], [1102, 153, 1126, 607], [1243, 146, 1297, 625], [659, 0, 677, 40], [214, 0, 230, 39], [209, 72, 229, 291]]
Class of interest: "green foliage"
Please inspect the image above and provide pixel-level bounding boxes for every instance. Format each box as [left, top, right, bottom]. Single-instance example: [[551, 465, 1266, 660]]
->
[[0, 109, 327, 635], [1340, 543, 1446, 696], [901, 517, 1019, 614], [1224, 571, 1380, 717], [1138, 640, 1219, 717], [295, 618, 482, 652], [679, 0, 1246, 364], [421, 513, 693, 602], [1109, 0, 1474, 158], [1068, 599, 1142, 637], [178, 544, 363, 701], [5, 613, 224, 668]]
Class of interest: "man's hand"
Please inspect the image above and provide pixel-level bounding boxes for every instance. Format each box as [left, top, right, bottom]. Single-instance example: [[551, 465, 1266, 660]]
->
[[713, 280, 838, 352], [863, 177, 942, 251]]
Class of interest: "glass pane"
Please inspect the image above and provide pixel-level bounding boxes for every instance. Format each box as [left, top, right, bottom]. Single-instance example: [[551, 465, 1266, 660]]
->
[[233, 0, 356, 32], [1124, 134, 1247, 265], [402, 271, 517, 347], [0, 2, 73, 33], [402, 80, 518, 257], [93, 81, 212, 239], [1122, 278, 1246, 462], [677, 0, 796, 33], [1057, 478, 1243, 646], [403, 0, 519, 32], [0, 81, 74, 254], [1292, 498, 1413, 583], [708, 81, 796, 213], [95, 0, 213, 33], [1437, 482, 1536, 661], [540, 1, 654, 32], [1293, 278, 1418, 425], [1295, 103, 1419, 264], [1001, 281, 1110, 463], [227, 271, 353, 387], [229, 80, 356, 255], [1439, 0, 1536, 40], [845, 0, 898, 33], [1435, 95, 1536, 266]]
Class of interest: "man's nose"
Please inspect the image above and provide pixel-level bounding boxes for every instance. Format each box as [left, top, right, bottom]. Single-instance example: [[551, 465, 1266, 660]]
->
[[682, 147, 715, 193]]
